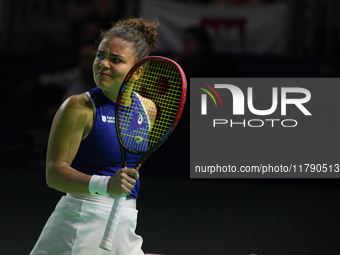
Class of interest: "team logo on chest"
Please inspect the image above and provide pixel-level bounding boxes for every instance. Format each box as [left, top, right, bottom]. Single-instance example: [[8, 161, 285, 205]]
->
[[101, 115, 115, 123]]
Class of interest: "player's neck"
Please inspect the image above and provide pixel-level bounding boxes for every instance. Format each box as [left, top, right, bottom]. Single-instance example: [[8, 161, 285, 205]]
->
[[102, 89, 118, 103]]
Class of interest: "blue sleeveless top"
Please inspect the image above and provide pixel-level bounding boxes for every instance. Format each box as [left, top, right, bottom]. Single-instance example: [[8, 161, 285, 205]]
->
[[71, 87, 148, 198]]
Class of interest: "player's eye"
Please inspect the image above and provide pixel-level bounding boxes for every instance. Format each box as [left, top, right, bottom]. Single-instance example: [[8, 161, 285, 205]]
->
[[96, 52, 105, 60], [111, 57, 122, 64]]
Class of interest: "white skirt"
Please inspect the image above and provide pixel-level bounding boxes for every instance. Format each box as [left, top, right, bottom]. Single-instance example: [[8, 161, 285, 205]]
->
[[30, 194, 144, 255]]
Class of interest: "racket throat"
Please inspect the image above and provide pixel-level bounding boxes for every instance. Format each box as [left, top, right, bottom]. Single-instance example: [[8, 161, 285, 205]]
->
[[120, 145, 128, 168]]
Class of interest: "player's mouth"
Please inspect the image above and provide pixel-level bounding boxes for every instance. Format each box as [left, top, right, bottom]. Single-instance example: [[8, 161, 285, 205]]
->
[[97, 72, 112, 78]]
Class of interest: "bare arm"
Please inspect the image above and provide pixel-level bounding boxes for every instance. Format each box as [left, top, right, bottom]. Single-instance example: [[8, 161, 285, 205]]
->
[[45, 94, 93, 194], [45, 94, 139, 196]]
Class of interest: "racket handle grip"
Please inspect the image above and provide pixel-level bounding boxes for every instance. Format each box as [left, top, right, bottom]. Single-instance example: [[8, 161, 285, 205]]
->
[[99, 194, 126, 251]]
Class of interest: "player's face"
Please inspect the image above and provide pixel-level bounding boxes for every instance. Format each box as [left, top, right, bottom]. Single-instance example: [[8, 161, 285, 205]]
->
[[93, 37, 136, 101]]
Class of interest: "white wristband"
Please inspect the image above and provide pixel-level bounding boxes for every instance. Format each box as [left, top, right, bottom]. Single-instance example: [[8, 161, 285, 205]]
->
[[88, 175, 111, 196]]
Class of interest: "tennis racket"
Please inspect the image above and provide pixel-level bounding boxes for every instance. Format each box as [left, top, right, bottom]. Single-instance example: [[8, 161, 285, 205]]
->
[[99, 56, 187, 251]]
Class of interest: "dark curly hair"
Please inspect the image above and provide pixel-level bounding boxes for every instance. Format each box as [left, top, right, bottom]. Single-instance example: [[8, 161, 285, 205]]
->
[[100, 18, 159, 61]]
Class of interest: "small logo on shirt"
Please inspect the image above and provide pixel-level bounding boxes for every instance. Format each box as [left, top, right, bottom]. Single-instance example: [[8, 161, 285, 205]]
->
[[102, 115, 115, 123], [135, 136, 144, 144], [128, 112, 147, 132], [138, 114, 143, 125]]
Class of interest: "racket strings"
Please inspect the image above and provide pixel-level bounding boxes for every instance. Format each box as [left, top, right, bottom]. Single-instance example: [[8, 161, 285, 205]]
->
[[117, 59, 183, 152], [142, 61, 182, 145]]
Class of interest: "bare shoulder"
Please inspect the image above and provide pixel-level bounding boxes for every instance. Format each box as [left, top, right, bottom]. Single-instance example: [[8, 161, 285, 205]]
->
[[53, 93, 94, 136], [61, 93, 92, 112], [140, 95, 156, 110], [139, 96, 157, 124]]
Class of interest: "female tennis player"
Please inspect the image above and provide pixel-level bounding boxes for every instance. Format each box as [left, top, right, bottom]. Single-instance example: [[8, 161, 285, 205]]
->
[[30, 18, 159, 255]]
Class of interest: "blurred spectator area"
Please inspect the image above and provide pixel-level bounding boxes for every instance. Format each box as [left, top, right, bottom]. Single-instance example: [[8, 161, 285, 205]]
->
[[0, 0, 138, 54], [1, 0, 340, 173], [1, 0, 340, 56]]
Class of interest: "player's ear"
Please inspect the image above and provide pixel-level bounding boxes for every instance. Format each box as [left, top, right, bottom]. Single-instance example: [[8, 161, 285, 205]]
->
[[132, 66, 143, 80]]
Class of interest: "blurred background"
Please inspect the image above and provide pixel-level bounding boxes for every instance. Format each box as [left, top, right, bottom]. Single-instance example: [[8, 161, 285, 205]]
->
[[1, 0, 340, 254]]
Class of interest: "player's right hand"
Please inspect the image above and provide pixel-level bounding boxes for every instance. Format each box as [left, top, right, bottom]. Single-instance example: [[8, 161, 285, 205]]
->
[[107, 168, 139, 196]]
